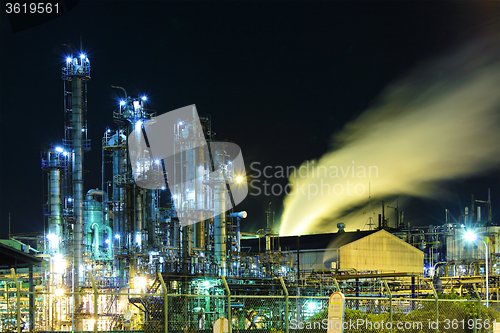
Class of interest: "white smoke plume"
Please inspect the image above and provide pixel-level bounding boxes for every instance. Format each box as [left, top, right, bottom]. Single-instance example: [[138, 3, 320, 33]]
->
[[280, 34, 500, 236]]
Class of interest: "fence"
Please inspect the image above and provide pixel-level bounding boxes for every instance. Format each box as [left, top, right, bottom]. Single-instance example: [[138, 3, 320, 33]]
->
[[2, 271, 500, 333]]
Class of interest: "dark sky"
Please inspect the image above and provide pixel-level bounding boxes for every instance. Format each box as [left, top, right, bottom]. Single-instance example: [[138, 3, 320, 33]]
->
[[1, 1, 499, 238]]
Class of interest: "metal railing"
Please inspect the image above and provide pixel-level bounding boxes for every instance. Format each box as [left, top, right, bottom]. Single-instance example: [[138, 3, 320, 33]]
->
[[2, 271, 500, 333]]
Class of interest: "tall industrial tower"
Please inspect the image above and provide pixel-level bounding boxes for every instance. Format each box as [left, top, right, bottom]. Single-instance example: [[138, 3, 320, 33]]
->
[[63, 53, 91, 330]]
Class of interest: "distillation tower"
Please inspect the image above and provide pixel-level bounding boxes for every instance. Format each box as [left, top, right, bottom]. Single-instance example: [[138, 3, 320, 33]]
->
[[40, 53, 293, 331], [41, 53, 91, 330], [34, 52, 499, 332]]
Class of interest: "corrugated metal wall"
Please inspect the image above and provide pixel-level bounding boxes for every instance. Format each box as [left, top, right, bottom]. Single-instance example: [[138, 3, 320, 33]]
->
[[340, 230, 424, 273]]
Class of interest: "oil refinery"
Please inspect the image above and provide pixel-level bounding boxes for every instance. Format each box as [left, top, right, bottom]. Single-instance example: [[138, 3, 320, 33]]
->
[[0, 52, 498, 332]]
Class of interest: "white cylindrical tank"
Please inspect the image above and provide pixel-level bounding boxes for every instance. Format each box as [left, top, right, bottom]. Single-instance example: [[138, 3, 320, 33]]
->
[[49, 168, 61, 250]]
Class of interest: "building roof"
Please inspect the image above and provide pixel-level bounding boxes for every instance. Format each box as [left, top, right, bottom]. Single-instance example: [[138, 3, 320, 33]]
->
[[240, 230, 379, 253], [0, 241, 43, 270]]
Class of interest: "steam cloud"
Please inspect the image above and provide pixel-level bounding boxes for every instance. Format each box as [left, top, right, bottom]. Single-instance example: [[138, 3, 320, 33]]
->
[[280, 34, 500, 236]]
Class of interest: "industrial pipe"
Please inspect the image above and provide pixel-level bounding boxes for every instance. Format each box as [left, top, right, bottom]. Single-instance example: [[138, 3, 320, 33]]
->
[[86, 189, 104, 201], [91, 223, 101, 259], [105, 225, 113, 259], [230, 211, 247, 253]]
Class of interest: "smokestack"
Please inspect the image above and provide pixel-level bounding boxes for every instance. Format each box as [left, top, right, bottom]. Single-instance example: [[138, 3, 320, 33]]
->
[[471, 194, 475, 224], [62, 52, 90, 331], [488, 188, 492, 225], [49, 168, 61, 250], [266, 203, 273, 252], [213, 150, 227, 275], [382, 201, 385, 224], [72, 74, 84, 331], [214, 184, 226, 275]]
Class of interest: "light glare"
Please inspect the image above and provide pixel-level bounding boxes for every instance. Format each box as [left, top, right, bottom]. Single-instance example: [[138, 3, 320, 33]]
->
[[464, 231, 477, 242]]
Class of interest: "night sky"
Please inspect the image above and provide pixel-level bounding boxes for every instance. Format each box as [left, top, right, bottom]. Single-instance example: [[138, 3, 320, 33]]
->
[[1, 1, 499, 238]]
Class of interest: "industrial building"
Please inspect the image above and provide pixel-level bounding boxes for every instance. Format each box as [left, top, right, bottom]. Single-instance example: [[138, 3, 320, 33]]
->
[[0, 52, 498, 332], [241, 229, 424, 275]]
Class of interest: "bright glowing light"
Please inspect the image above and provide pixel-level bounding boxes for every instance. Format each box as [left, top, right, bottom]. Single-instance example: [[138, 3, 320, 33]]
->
[[55, 288, 64, 297], [178, 121, 183, 126], [141, 96, 147, 101], [115, 234, 120, 239], [172, 195, 178, 200], [107, 129, 111, 133], [464, 231, 477, 242], [228, 161, 232, 165], [66, 57, 72, 62], [236, 176, 243, 183], [105, 239, 110, 244], [202, 280, 211, 287], [55, 147, 64, 153], [67, 197, 73, 202], [307, 302, 318, 311], [161, 186, 166, 190], [135, 120, 142, 130], [135, 276, 147, 290], [120, 100, 126, 106], [63, 152, 68, 156], [80, 54, 86, 59], [155, 160, 160, 165], [89, 318, 96, 327], [81, 128, 85, 132], [136, 233, 141, 244], [47, 233, 57, 241], [52, 254, 66, 274]]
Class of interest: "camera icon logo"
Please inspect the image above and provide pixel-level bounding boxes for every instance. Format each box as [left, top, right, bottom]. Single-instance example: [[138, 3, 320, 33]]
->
[[128, 105, 248, 226]]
